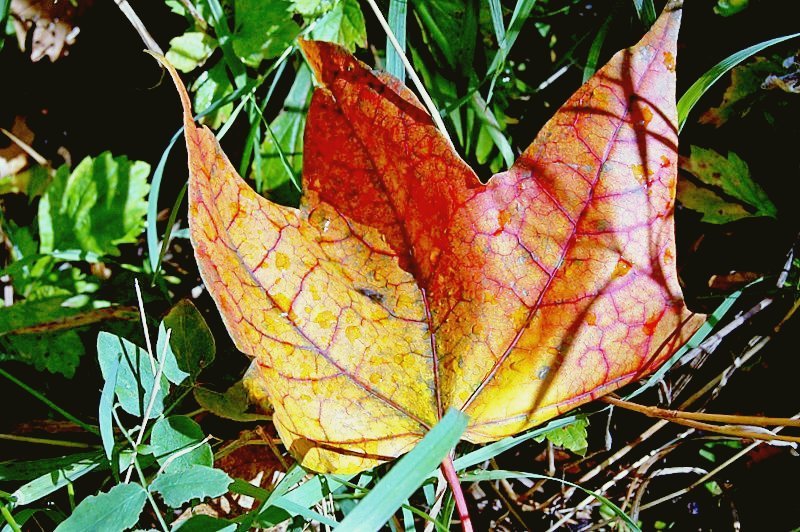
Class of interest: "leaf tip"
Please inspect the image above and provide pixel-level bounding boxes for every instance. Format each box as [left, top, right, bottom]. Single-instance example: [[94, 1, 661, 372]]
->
[[147, 50, 196, 131]]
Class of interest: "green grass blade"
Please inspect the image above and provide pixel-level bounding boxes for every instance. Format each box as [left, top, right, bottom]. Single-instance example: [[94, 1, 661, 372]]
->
[[470, 93, 514, 168], [677, 32, 800, 132], [624, 288, 744, 401], [460, 469, 640, 531], [488, 0, 506, 46], [11, 457, 101, 506], [151, 182, 188, 283], [386, 0, 408, 82], [582, 5, 615, 83], [631, 0, 655, 27], [486, 0, 538, 102], [337, 409, 468, 531], [452, 415, 577, 471]]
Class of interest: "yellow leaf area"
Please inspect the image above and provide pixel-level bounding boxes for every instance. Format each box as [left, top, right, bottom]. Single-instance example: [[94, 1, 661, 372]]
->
[[162, 4, 705, 474]]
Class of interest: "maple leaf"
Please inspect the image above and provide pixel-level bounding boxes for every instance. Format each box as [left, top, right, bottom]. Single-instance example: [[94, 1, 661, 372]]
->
[[162, 4, 705, 474]]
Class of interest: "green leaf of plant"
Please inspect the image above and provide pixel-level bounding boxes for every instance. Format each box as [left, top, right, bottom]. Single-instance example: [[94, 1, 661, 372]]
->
[[172, 515, 236, 532], [293, 0, 336, 17], [193, 379, 270, 422], [193, 62, 234, 129], [157, 299, 215, 385], [53, 483, 147, 532], [2, 330, 84, 378], [714, 0, 749, 17], [98, 351, 120, 460], [97, 332, 168, 419], [337, 409, 468, 531], [678, 146, 776, 224], [0, 453, 97, 482], [534, 416, 589, 455], [149, 416, 212, 472], [231, 0, 300, 67], [11, 456, 101, 506], [165, 31, 218, 73], [149, 465, 232, 508], [38, 152, 150, 257], [253, 64, 312, 205], [311, 0, 366, 51]]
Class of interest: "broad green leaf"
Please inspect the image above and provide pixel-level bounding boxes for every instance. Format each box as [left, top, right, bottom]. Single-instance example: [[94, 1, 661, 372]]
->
[[293, 0, 336, 16], [311, 0, 366, 51], [54, 483, 147, 532], [231, 0, 300, 67], [149, 465, 232, 508], [172, 515, 236, 532], [714, 0, 748, 17], [193, 62, 234, 129], [193, 379, 270, 422], [337, 409, 468, 531], [253, 64, 313, 205], [534, 416, 589, 455], [165, 32, 218, 73], [149, 416, 212, 472], [158, 299, 215, 384], [679, 146, 776, 224], [38, 153, 150, 257], [11, 456, 100, 506], [97, 332, 168, 419]]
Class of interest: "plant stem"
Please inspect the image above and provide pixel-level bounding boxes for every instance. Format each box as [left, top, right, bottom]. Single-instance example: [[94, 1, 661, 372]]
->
[[0, 367, 100, 435], [0, 434, 95, 448], [440, 456, 472, 532], [0, 504, 22, 532]]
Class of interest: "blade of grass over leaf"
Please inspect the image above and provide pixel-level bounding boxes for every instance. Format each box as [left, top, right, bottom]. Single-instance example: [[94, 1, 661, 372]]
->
[[631, 0, 656, 27], [677, 31, 800, 131], [337, 409, 468, 531], [98, 356, 120, 460], [361, 0, 452, 144], [624, 289, 742, 401], [488, 0, 506, 47], [11, 456, 101, 506], [386, 0, 408, 82]]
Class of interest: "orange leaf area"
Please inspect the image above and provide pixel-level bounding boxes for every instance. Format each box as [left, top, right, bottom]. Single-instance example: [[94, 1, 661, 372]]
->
[[164, 4, 705, 473]]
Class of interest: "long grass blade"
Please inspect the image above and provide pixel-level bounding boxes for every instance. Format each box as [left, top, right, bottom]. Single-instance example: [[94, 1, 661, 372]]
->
[[678, 32, 800, 132], [386, 0, 408, 82], [338, 409, 468, 531], [631, 0, 655, 27], [486, 0, 538, 103]]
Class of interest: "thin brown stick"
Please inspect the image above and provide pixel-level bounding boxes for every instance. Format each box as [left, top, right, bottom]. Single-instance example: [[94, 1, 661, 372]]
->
[[601, 395, 800, 428]]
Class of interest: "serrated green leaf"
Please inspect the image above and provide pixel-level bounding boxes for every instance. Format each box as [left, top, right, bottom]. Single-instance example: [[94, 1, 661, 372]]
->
[[38, 153, 150, 257], [2, 330, 84, 378], [293, 0, 335, 17], [534, 416, 589, 455], [149, 465, 232, 508], [192, 62, 234, 129], [54, 483, 147, 531], [678, 146, 776, 224], [165, 32, 217, 73], [150, 416, 212, 472], [97, 332, 168, 419], [157, 299, 215, 385], [311, 0, 366, 51], [231, 0, 300, 67]]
